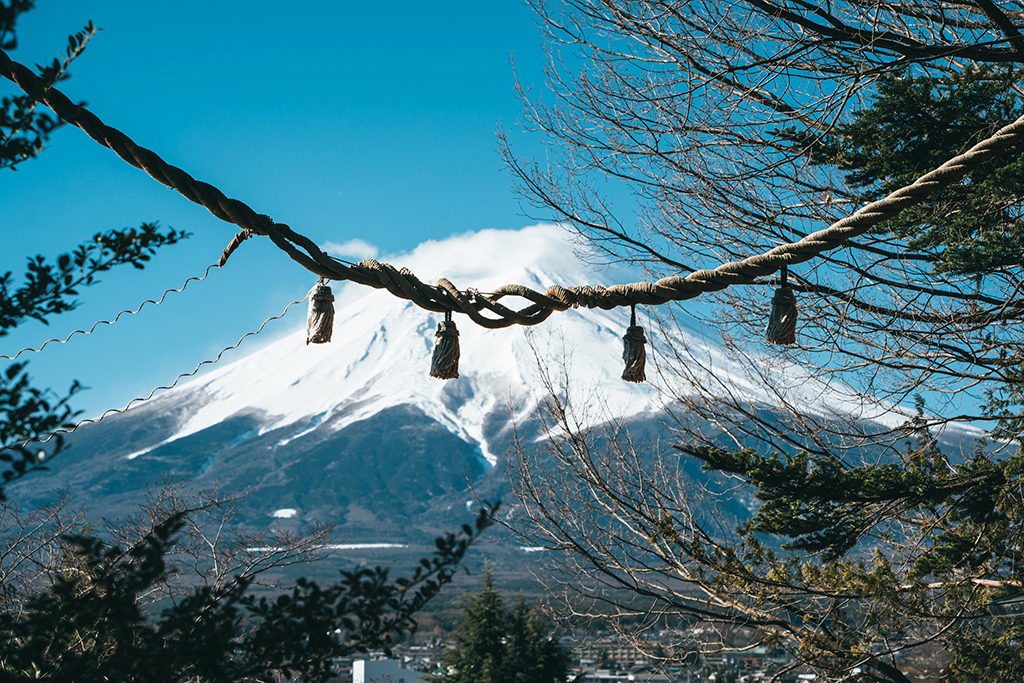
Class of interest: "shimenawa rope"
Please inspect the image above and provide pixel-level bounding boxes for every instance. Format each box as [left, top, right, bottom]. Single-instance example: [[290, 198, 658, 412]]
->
[[4, 46, 1021, 331]]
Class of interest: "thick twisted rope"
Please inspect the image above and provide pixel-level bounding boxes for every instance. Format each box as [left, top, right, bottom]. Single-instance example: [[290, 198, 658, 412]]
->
[[4, 47, 1023, 328]]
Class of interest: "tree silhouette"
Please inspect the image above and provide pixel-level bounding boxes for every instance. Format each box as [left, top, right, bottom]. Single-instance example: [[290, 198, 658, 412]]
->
[[430, 568, 567, 683]]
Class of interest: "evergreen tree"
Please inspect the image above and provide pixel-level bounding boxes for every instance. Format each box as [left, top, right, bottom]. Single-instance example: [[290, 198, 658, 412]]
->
[[431, 569, 568, 683], [0, 508, 495, 683], [438, 569, 508, 683], [505, 595, 570, 683]]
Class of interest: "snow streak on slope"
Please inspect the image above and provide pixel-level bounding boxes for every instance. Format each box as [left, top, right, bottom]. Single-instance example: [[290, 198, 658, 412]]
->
[[119, 225, 915, 465]]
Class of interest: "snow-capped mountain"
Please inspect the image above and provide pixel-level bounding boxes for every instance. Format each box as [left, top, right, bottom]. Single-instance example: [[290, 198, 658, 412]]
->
[[8, 226, 688, 536], [10, 225, 954, 542], [122, 225, 669, 467]]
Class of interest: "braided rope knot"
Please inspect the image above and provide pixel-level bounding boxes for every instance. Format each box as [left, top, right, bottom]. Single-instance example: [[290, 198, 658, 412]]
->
[[249, 213, 274, 236], [569, 286, 606, 309], [358, 259, 388, 284], [541, 285, 575, 308]]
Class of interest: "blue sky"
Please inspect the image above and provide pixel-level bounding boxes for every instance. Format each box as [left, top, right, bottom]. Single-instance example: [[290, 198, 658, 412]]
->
[[3, 1, 557, 417]]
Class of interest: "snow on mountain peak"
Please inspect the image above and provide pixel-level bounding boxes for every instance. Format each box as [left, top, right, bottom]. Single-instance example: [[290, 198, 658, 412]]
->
[[136, 225, 664, 464]]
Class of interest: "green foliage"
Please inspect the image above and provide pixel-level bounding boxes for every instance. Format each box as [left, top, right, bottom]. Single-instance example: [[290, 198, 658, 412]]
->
[[0, 1, 33, 50], [983, 342, 1024, 442], [505, 595, 569, 683], [1, 0, 94, 170], [651, 66, 1024, 680], [682, 418, 1019, 566], [0, 222, 189, 334], [781, 67, 1024, 275], [0, 361, 79, 498], [0, 506, 496, 682], [506, 4, 1024, 679], [948, 615, 1024, 683], [678, 414, 1024, 680], [430, 568, 568, 683], [1, 8, 496, 680]]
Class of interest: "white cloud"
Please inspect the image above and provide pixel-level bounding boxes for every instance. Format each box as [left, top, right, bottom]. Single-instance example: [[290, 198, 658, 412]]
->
[[323, 238, 379, 260]]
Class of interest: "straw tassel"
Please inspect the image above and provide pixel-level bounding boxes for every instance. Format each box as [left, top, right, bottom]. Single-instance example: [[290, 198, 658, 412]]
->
[[765, 266, 798, 345], [621, 305, 646, 383], [430, 310, 460, 379], [306, 280, 335, 345]]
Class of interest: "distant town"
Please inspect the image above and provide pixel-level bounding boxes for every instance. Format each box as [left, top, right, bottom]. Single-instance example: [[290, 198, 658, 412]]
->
[[333, 629, 948, 683]]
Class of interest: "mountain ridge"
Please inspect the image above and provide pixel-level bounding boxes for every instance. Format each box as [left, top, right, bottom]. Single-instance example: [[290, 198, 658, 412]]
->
[[9, 225, 960, 550]]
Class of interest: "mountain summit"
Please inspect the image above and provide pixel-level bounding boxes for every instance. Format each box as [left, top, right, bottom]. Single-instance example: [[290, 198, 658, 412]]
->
[[13, 226, 696, 535], [14, 226, 945, 540], [126, 225, 666, 467]]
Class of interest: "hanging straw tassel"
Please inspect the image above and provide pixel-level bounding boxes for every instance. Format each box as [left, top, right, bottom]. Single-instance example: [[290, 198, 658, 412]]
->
[[621, 305, 647, 383], [765, 266, 798, 345], [430, 310, 460, 379], [306, 279, 335, 345]]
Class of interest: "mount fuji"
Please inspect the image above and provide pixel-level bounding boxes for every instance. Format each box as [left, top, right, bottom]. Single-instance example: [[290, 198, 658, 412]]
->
[[119, 225, 670, 469], [7, 225, 914, 542]]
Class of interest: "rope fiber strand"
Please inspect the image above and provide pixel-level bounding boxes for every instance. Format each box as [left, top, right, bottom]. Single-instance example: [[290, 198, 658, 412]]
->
[[3, 47, 1023, 328]]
